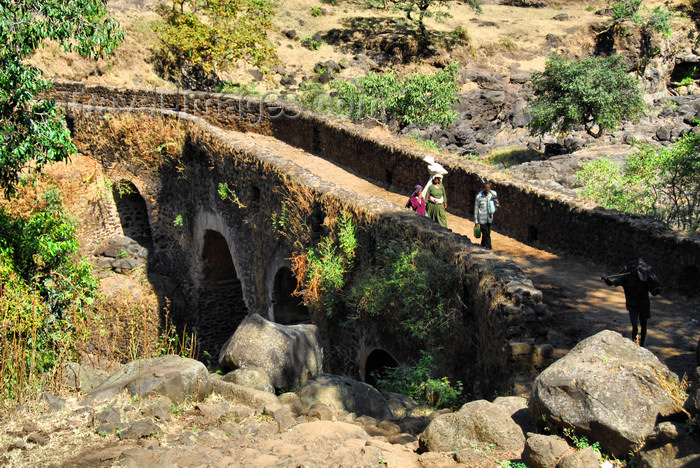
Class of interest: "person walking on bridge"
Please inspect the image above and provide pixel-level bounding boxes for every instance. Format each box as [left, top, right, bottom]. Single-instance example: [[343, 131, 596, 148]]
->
[[474, 182, 499, 249], [424, 175, 448, 228], [602, 258, 661, 347], [406, 184, 426, 216], [421, 156, 449, 229]]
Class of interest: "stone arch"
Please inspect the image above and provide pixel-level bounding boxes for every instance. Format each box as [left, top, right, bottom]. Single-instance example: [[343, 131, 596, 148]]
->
[[364, 349, 399, 387], [197, 229, 249, 359], [112, 179, 152, 244], [271, 267, 310, 325]]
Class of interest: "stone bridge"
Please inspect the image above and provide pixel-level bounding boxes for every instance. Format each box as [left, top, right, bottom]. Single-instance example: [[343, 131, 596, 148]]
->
[[46, 82, 700, 398]]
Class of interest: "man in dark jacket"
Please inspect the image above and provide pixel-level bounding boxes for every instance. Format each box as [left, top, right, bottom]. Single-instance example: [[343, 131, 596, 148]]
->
[[602, 259, 661, 347]]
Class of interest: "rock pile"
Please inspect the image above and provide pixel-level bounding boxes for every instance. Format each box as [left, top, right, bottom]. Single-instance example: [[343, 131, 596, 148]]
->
[[92, 236, 148, 275]]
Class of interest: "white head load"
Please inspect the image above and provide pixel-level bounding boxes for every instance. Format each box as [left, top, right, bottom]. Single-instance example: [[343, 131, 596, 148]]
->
[[423, 156, 448, 176]]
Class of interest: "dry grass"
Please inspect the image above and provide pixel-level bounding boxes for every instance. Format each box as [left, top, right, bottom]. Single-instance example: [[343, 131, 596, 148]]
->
[[75, 114, 186, 171]]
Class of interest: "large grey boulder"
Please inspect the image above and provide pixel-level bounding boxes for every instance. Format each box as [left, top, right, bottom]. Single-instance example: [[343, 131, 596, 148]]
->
[[218, 314, 323, 390], [522, 434, 571, 468], [296, 374, 392, 420], [86, 355, 213, 404], [222, 367, 274, 393], [493, 396, 535, 434], [63, 362, 110, 392], [530, 330, 682, 458], [418, 399, 525, 453]]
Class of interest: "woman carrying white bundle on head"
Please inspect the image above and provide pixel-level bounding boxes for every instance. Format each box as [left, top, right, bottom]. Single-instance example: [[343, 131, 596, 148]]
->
[[421, 156, 448, 229]]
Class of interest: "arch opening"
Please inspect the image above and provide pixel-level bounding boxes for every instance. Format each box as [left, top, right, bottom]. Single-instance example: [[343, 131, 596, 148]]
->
[[113, 180, 152, 245], [272, 267, 310, 325], [364, 349, 399, 387], [197, 229, 249, 360]]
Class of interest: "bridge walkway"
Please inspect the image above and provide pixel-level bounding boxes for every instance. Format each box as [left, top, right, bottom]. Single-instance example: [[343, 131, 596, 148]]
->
[[239, 130, 699, 379]]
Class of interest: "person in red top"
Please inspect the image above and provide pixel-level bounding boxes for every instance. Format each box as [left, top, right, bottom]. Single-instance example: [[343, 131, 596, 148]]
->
[[406, 184, 426, 216]]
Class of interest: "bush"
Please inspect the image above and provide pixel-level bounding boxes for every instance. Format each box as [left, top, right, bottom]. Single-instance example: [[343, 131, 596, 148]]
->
[[577, 132, 700, 231], [346, 240, 461, 341], [374, 351, 462, 408], [331, 62, 460, 128], [0, 189, 96, 404], [610, 0, 674, 37], [291, 212, 357, 315], [153, 0, 278, 81], [528, 53, 645, 137]]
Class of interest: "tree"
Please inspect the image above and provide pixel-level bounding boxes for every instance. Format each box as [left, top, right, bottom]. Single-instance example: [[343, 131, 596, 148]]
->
[[528, 53, 645, 137], [577, 132, 700, 231], [368, 0, 481, 46], [0, 0, 123, 197], [330, 62, 461, 128], [152, 0, 278, 86]]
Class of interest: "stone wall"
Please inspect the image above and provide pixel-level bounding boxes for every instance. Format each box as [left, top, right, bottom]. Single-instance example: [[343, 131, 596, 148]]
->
[[47, 82, 700, 292], [70, 107, 546, 398]]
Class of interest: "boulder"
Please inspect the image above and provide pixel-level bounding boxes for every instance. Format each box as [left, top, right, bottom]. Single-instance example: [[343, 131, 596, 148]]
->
[[637, 423, 700, 467], [222, 367, 274, 393], [63, 362, 110, 392], [418, 399, 525, 453], [522, 434, 571, 468], [40, 392, 66, 412], [218, 314, 323, 390], [87, 355, 213, 405], [118, 419, 163, 440], [493, 396, 535, 433], [211, 379, 279, 410], [530, 330, 682, 458], [296, 374, 392, 420], [558, 446, 600, 468], [511, 99, 531, 128]]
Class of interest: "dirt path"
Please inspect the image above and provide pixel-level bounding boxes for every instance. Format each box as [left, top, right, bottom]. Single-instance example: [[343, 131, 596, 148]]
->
[[244, 132, 700, 380]]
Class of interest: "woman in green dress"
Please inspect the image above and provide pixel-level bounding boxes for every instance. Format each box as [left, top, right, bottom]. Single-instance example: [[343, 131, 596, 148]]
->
[[426, 175, 448, 228]]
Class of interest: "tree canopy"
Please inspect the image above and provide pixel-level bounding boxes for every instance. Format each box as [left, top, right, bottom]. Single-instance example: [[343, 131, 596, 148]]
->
[[528, 53, 645, 137], [152, 0, 278, 78], [0, 0, 123, 197], [368, 0, 481, 45]]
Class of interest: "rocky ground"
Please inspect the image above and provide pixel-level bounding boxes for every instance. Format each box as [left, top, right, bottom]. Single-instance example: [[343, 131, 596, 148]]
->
[[2, 331, 699, 467]]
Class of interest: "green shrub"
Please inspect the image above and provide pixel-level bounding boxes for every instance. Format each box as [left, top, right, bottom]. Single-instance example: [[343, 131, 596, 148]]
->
[[153, 0, 278, 78], [296, 82, 332, 112], [311, 6, 322, 16], [331, 62, 460, 128], [216, 82, 260, 96], [576, 132, 700, 231], [407, 134, 442, 152], [301, 36, 322, 51], [346, 240, 460, 340], [610, 0, 674, 37], [528, 53, 645, 137], [0, 189, 97, 404], [449, 25, 470, 46], [374, 351, 462, 408], [611, 0, 643, 22], [563, 427, 601, 452], [292, 212, 357, 315]]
